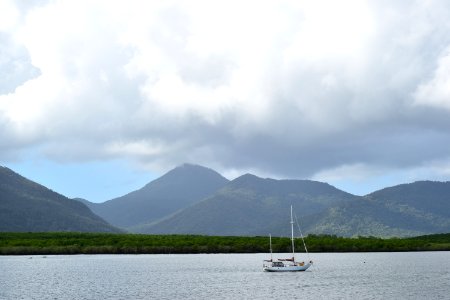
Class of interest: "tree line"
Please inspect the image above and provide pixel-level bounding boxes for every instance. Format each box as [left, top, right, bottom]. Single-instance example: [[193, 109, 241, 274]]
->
[[0, 232, 449, 255]]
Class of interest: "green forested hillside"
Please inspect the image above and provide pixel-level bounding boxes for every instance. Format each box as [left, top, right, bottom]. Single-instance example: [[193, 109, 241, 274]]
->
[[305, 181, 450, 237], [368, 181, 450, 219], [141, 176, 450, 237], [0, 166, 120, 233], [141, 174, 358, 235]]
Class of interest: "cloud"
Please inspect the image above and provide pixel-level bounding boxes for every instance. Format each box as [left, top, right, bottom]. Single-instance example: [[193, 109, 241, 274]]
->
[[414, 48, 450, 110], [0, 33, 40, 94], [1, 0, 450, 184]]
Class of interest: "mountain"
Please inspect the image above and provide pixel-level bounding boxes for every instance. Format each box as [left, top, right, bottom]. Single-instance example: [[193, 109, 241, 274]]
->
[[4, 162, 449, 237], [141, 173, 359, 235], [0, 166, 120, 233], [85, 164, 229, 230], [73, 197, 92, 206], [304, 181, 450, 237], [140, 176, 450, 237]]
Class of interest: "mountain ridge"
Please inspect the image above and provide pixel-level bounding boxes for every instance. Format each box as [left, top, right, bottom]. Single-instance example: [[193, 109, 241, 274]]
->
[[0, 166, 120, 233], [83, 163, 229, 229], [140, 173, 359, 235], [2, 164, 450, 237], [137, 173, 450, 237]]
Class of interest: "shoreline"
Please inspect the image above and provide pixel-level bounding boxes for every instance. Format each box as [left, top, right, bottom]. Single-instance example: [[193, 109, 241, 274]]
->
[[1, 232, 449, 255]]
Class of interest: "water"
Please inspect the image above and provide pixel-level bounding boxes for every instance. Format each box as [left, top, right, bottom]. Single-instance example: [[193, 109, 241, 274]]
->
[[1, 252, 449, 299]]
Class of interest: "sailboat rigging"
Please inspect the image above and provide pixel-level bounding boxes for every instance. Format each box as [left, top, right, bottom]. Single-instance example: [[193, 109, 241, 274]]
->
[[263, 206, 313, 272]]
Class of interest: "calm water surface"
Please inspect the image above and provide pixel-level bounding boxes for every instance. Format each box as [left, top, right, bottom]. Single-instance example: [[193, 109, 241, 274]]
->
[[1, 252, 449, 299]]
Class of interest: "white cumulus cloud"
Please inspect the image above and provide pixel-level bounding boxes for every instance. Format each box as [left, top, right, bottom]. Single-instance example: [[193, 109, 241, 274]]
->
[[1, 0, 450, 185]]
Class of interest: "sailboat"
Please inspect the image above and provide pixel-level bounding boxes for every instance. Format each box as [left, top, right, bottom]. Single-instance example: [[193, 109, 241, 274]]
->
[[263, 206, 313, 272]]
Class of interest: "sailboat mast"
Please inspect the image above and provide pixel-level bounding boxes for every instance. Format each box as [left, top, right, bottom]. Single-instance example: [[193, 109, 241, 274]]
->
[[290, 205, 295, 261], [269, 234, 273, 261]]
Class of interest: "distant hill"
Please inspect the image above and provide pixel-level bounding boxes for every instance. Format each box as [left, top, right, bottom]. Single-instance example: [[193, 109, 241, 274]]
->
[[84, 164, 229, 230], [304, 181, 450, 237], [0, 166, 120, 233], [141, 174, 358, 235]]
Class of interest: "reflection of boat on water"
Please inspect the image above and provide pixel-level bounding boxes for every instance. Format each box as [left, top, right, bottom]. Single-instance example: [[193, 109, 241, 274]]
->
[[263, 206, 312, 272]]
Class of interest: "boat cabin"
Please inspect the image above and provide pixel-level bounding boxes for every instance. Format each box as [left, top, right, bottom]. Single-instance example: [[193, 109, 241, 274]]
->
[[271, 261, 285, 267]]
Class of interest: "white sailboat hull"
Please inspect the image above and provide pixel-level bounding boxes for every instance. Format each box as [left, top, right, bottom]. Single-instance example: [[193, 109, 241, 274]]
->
[[263, 263, 312, 272]]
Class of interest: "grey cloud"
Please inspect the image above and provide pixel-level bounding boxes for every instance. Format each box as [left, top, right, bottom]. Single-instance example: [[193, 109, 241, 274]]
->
[[3, 1, 450, 182]]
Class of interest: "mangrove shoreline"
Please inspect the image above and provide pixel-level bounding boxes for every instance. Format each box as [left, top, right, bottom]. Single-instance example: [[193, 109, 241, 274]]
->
[[1, 232, 450, 255]]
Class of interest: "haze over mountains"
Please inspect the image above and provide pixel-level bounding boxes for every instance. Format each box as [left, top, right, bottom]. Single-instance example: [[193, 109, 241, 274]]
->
[[1, 164, 450, 237], [82, 164, 229, 230]]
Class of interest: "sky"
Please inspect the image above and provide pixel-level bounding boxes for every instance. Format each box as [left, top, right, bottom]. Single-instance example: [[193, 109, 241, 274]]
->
[[2, 0, 450, 202]]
